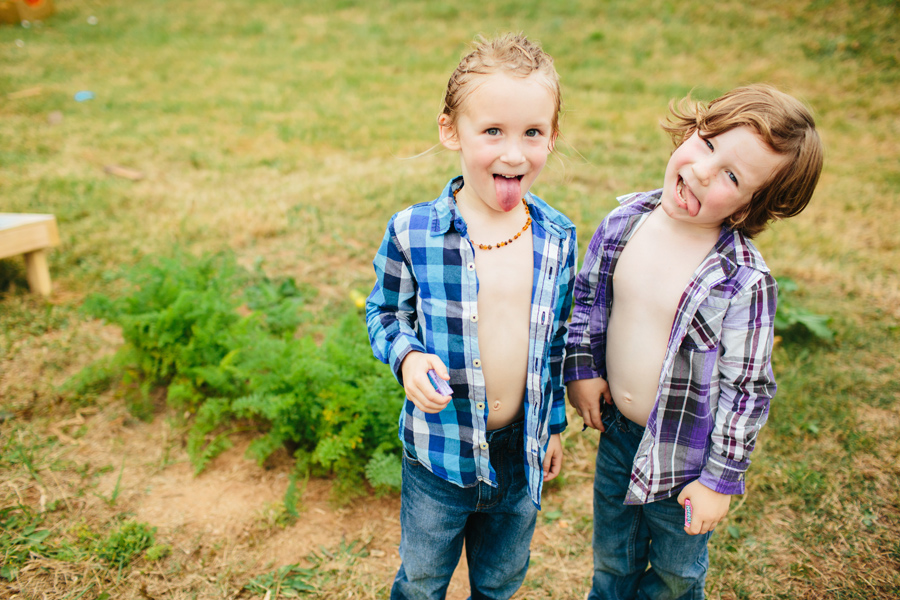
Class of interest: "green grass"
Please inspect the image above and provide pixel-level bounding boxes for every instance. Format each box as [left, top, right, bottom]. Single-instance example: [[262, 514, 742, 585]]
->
[[2, 0, 899, 598]]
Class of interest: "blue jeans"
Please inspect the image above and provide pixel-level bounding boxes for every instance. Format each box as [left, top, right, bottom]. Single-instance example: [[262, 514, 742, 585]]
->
[[391, 420, 537, 600], [588, 405, 711, 600]]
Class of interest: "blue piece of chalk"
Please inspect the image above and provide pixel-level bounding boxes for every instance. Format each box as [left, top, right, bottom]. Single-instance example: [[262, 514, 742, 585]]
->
[[74, 91, 95, 102], [427, 369, 452, 396]]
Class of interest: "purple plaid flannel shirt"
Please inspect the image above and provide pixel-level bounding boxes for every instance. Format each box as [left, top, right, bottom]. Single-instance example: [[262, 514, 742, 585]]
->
[[564, 189, 777, 504]]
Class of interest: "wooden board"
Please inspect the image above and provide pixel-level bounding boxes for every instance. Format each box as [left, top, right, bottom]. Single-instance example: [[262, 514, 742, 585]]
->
[[0, 213, 60, 296]]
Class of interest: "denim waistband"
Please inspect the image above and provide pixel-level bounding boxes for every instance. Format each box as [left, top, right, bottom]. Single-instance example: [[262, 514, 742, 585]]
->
[[486, 419, 524, 452], [604, 402, 646, 437]]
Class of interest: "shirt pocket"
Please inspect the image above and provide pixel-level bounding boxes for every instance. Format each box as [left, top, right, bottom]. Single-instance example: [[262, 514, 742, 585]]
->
[[681, 296, 730, 352]]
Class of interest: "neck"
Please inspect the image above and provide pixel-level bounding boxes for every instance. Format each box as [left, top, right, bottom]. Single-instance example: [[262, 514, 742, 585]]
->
[[653, 206, 721, 244]]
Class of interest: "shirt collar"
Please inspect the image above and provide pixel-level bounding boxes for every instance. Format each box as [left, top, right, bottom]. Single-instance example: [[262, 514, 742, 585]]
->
[[430, 177, 466, 237], [618, 189, 769, 274], [432, 176, 570, 240]]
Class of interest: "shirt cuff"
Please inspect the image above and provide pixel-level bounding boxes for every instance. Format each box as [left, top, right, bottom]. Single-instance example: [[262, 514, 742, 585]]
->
[[563, 349, 599, 383], [388, 335, 425, 385], [699, 453, 749, 496]]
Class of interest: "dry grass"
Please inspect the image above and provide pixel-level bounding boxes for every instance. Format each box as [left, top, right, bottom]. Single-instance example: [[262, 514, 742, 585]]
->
[[2, 0, 899, 598]]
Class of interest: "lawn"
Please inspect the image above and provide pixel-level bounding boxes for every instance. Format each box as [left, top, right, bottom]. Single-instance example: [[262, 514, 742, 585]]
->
[[2, 0, 898, 598]]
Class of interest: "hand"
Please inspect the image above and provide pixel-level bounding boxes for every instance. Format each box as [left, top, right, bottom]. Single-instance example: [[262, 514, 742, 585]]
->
[[542, 434, 563, 482], [400, 352, 452, 413], [677, 480, 732, 535], [566, 377, 612, 431]]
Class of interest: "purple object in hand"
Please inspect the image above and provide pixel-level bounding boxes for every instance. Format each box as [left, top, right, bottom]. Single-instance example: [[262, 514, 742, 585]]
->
[[427, 369, 452, 396]]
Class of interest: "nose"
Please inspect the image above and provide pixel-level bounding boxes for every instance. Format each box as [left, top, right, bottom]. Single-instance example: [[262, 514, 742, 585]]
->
[[691, 159, 713, 185], [502, 140, 526, 165]]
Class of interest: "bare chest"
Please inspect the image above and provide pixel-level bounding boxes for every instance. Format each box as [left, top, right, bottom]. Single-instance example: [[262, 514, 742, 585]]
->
[[474, 237, 534, 311], [613, 215, 716, 318]]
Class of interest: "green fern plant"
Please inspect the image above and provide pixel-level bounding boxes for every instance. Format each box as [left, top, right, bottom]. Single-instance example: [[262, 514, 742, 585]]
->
[[74, 250, 405, 497]]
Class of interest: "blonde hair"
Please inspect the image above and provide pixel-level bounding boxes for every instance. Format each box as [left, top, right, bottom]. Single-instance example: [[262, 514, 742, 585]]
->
[[441, 33, 562, 137], [662, 84, 824, 238]]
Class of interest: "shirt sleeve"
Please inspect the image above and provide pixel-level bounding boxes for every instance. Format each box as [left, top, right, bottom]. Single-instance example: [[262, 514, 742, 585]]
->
[[699, 272, 778, 495], [365, 215, 426, 385], [563, 220, 607, 383], [549, 233, 578, 434]]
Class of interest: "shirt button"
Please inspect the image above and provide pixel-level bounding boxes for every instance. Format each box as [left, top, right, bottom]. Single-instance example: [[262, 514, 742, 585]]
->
[[467, 262, 475, 271], [480, 442, 488, 450], [473, 359, 481, 368], [477, 402, 485, 410], [470, 314, 478, 322]]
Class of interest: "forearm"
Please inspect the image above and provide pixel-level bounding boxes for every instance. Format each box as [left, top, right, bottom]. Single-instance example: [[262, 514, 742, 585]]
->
[[703, 273, 777, 493], [550, 238, 577, 433], [366, 219, 424, 383], [564, 221, 609, 383]]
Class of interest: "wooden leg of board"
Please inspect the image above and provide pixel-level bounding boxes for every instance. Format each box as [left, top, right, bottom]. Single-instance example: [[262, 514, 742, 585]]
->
[[24, 249, 52, 297]]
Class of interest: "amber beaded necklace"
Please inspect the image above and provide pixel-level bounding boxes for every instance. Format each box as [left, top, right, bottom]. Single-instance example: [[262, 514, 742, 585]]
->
[[453, 188, 532, 250]]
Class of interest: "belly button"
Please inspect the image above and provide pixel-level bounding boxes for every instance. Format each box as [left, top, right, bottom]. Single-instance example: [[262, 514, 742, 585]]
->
[[492, 401, 501, 411]]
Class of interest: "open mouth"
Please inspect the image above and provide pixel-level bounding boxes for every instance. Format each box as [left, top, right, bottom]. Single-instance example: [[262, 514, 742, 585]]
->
[[675, 175, 700, 217], [494, 174, 524, 211]]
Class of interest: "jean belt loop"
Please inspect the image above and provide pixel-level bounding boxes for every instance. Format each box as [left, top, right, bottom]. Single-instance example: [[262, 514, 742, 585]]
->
[[613, 404, 630, 433]]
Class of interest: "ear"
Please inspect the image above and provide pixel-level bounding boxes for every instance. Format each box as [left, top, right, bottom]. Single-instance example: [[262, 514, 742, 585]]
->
[[438, 114, 461, 151]]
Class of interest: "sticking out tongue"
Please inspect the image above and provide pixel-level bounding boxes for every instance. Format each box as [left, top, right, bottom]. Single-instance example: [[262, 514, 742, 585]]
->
[[494, 175, 522, 212], [678, 178, 701, 217]]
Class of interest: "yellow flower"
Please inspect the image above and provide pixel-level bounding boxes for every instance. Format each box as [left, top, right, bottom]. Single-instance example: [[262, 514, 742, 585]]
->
[[350, 290, 366, 309]]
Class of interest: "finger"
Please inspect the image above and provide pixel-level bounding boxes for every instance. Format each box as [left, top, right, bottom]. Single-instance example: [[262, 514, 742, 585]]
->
[[584, 407, 602, 430], [426, 357, 450, 380], [421, 389, 452, 411], [414, 395, 450, 413], [409, 381, 451, 413], [543, 454, 562, 481]]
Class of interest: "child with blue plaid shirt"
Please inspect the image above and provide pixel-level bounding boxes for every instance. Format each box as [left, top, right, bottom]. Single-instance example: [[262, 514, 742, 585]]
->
[[366, 33, 577, 600]]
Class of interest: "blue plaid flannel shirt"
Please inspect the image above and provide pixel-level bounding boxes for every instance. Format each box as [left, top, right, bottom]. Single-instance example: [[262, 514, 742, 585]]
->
[[366, 177, 577, 508]]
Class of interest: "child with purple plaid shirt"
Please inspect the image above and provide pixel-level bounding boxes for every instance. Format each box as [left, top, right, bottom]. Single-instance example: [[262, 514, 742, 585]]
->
[[565, 85, 823, 599]]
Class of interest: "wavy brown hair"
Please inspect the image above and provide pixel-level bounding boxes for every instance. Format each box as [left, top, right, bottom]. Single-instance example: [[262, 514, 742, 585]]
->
[[662, 84, 824, 238], [441, 33, 561, 137]]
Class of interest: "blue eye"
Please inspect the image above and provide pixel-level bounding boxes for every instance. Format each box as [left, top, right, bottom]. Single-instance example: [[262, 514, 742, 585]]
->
[[728, 172, 738, 185], [705, 138, 714, 151], [525, 128, 541, 137], [486, 128, 500, 136]]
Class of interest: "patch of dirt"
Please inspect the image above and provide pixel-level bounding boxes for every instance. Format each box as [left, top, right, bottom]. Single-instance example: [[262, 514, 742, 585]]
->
[[2, 316, 591, 599], [65, 398, 478, 599]]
